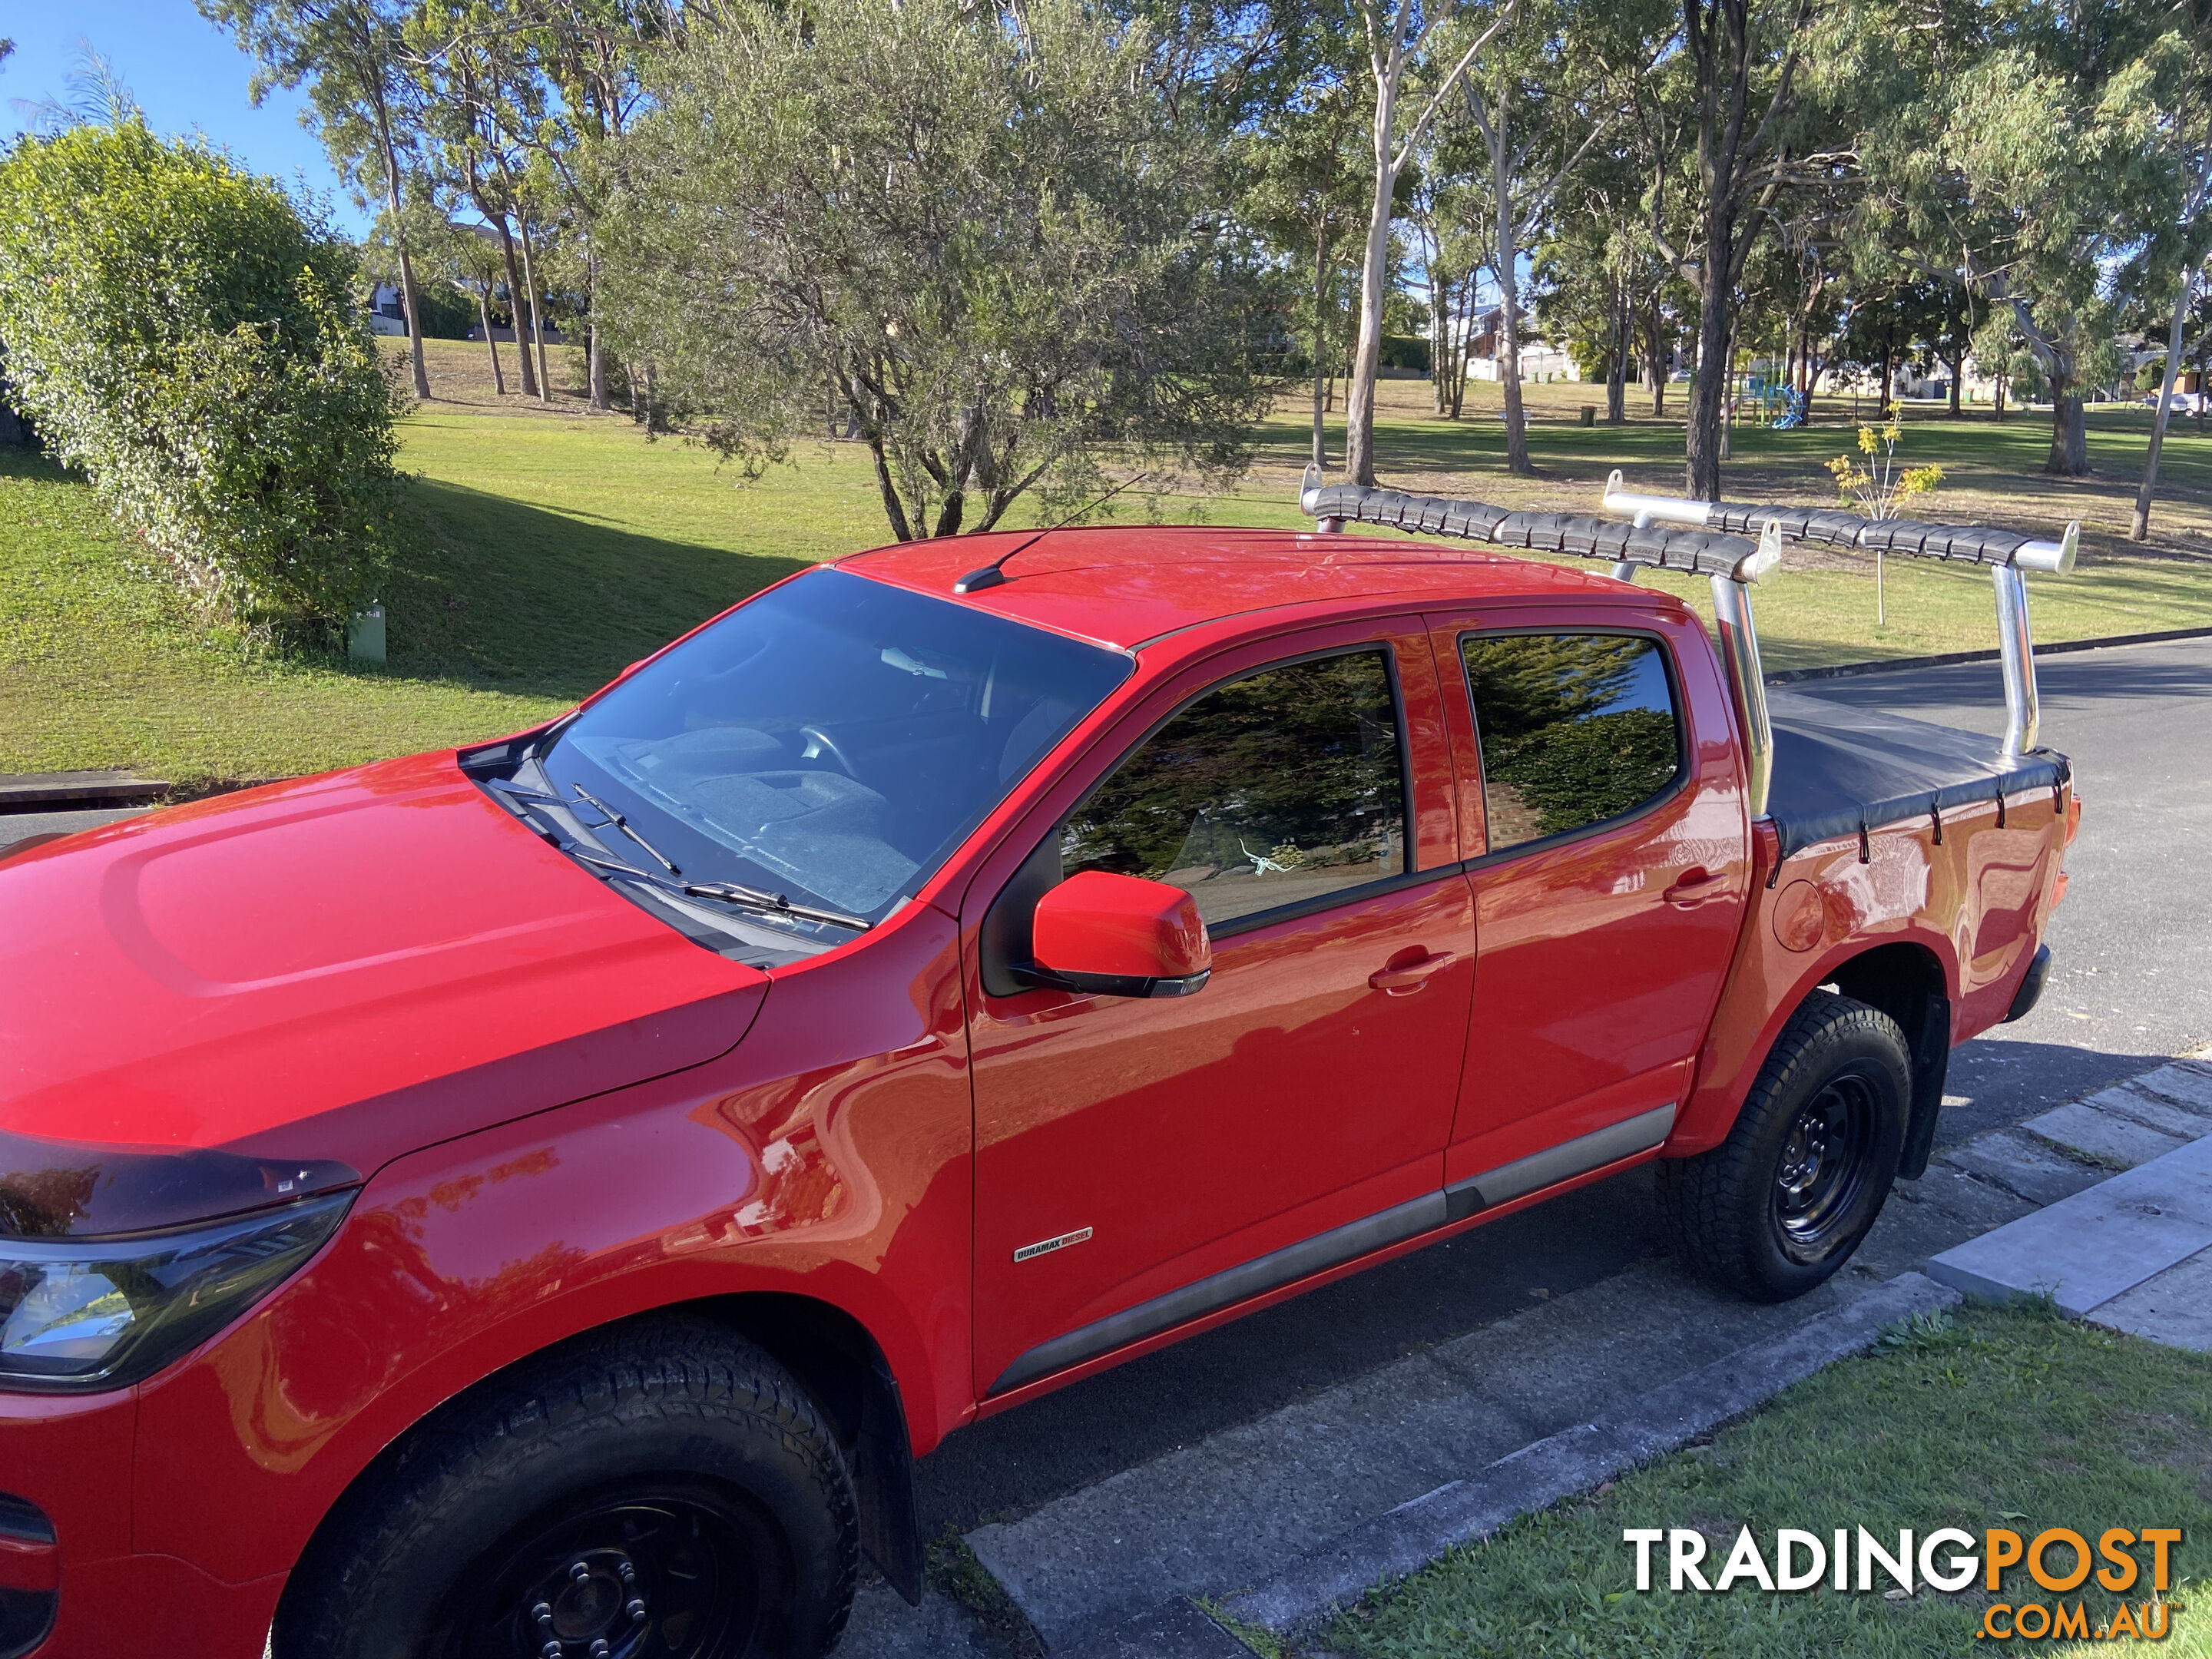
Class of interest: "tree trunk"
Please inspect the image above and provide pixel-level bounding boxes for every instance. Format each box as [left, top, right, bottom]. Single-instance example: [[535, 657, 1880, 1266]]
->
[[2042, 335, 2087, 475], [1684, 257, 1733, 498], [1948, 346, 1963, 416], [1605, 278, 1628, 423], [2046, 390, 2087, 474], [1718, 309, 1740, 462], [586, 256, 608, 411], [1496, 258, 1529, 473], [370, 91, 430, 402], [1646, 299, 1666, 417], [1345, 83, 1399, 487], [518, 218, 551, 404], [492, 217, 539, 399], [1312, 228, 1330, 468], [476, 283, 505, 396], [1879, 323, 1893, 413], [2131, 271, 2194, 539]]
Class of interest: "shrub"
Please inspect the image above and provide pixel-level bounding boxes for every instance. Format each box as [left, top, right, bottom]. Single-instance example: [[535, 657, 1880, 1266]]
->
[[0, 119, 402, 645]]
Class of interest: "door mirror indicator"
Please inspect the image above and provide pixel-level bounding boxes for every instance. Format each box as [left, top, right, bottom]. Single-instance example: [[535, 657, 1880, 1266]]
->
[[1022, 871, 1213, 998]]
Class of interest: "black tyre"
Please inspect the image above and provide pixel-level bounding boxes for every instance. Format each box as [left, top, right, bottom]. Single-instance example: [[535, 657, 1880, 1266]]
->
[[1656, 992, 1910, 1302], [276, 1316, 859, 1659]]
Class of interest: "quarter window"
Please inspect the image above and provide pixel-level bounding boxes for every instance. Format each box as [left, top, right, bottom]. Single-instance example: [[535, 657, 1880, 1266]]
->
[[1061, 649, 1409, 928], [1460, 633, 1682, 853]]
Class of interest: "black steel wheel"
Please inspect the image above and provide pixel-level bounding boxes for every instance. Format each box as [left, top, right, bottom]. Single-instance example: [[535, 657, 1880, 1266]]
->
[[1772, 1070, 1882, 1260], [276, 1316, 858, 1659], [1656, 992, 1910, 1301], [441, 1485, 770, 1659]]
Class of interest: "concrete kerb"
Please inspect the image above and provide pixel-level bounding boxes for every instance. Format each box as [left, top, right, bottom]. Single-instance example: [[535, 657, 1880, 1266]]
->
[[1217, 1272, 1960, 1637], [1762, 624, 2212, 685]]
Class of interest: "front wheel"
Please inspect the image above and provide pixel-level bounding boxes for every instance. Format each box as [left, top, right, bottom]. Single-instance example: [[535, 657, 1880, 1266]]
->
[[1656, 993, 1910, 1302], [275, 1316, 859, 1659]]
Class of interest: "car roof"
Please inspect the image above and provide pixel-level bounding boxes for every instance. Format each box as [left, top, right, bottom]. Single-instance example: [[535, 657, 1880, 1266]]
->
[[838, 524, 1647, 651]]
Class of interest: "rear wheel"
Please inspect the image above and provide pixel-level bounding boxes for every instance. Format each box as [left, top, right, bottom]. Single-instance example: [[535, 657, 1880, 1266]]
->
[[1656, 993, 1910, 1302], [276, 1316, 858, 1659]]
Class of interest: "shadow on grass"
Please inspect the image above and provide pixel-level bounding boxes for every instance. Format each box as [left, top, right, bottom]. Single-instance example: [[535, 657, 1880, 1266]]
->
[[373, 476, 812, 702]]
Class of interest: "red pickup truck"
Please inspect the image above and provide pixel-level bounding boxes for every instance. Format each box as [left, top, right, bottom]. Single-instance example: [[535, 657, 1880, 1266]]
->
[[0, 483, 2076, 1659]]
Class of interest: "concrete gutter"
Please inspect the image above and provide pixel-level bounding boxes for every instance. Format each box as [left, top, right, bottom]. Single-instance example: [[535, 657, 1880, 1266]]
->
[[1217, 1272, 1959, 1636]]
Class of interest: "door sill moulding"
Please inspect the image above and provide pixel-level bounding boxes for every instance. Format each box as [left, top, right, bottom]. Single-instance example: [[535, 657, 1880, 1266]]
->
[[1444, 1104, 1677, 1221], [986, 1105, 1677, 1398]]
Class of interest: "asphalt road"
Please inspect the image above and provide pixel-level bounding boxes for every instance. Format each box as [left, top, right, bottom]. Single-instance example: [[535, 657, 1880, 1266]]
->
[[912, 634, 2212, 1538], [8, 637, 2205, 1539]]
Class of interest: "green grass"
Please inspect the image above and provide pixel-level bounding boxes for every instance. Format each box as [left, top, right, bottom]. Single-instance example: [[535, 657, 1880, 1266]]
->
[[5, 343, 2212, 784], [1323, 1302, 2212, 1659], [0, 414, 865, 786]]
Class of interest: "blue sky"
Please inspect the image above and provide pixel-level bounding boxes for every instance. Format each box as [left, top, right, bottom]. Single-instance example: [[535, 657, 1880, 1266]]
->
[[2, 0, 369, 233]]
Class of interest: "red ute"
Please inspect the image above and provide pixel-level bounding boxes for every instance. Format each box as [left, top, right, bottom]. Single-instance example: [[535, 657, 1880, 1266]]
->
[[0, 511, 2072, 1658]]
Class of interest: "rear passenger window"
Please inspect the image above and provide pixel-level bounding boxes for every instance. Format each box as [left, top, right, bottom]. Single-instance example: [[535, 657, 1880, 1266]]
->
[[1460, 633, 1681, 853], [1061, 649, 1409, 928]]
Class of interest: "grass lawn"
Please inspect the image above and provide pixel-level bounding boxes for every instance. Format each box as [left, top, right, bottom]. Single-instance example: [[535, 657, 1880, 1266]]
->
[[1320, 1302, 2212, 1659], [3, 339, 2210, 783]]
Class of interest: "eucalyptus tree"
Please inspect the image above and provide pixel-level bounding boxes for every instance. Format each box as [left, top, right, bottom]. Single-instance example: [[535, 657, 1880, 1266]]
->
[[1343, 0, 1522, 485], [1240, 5, 1370, 465], [406, 0, 551, 396], [601, 0, 1277, 541], [202, 0, 435, 399], [1403, 160, 1486, 417], [1858, 0, 2184, 476], [1633, 0, 1841, 496], [2128, 0, 2212, 538], [478, 0, 660, 409], [1459, 0, 1656, 470]]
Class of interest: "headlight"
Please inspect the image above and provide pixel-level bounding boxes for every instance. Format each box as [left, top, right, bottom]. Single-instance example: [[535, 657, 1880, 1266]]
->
[[0, 1192, 353, 1392]]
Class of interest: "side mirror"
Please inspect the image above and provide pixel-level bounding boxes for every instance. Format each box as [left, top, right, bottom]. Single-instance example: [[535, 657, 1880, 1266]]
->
[[1025, 871, 1212, 999]]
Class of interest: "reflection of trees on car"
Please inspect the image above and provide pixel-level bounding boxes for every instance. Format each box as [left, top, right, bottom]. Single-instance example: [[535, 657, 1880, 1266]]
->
[[1463, 634, 1678, 840], [1490, 708, 1677, 835], [1062, 652, 1402, 881]]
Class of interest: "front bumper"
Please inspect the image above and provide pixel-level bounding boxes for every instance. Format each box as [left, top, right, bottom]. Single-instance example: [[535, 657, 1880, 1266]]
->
[[0, 1389, 282, 1657]]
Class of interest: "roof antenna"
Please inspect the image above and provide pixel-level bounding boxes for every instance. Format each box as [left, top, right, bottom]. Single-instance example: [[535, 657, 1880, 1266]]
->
[[952, 473, 1150, 594]]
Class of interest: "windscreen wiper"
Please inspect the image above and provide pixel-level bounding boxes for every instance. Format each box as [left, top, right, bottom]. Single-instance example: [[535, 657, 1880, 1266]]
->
[[572, 851, 872, 932], [566, 783, 683, 875], [492, 778, 689, 874]]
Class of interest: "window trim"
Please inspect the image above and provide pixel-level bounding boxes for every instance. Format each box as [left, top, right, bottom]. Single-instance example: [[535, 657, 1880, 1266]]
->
[[1059, 640, 1422, 942], [1455, 625, 1692, 873]]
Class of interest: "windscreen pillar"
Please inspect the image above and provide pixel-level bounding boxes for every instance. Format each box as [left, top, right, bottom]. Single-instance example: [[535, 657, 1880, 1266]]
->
[[1993, 563, 2039, 759], [1710, 574, 1773, 821]]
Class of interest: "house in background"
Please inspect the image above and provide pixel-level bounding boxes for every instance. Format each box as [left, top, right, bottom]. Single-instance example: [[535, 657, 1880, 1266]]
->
[[1462, 305, 1582, 383], [366, 283, 409, 336]]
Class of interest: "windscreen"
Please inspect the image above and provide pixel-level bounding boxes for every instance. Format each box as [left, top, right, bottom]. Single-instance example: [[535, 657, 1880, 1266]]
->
[[538, 568, 1131, 921]]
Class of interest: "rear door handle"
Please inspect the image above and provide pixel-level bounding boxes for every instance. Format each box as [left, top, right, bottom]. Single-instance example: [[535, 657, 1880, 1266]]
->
[[1369, 950, 1457, 995], [1664, 868, 1729, 908]]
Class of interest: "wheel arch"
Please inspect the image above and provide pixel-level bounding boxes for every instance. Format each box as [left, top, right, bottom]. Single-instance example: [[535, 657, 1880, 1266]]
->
[[1822, 941, 1952, 1179], [278, 1290, 925, 1633], [1676, 930, 1955, 1167]]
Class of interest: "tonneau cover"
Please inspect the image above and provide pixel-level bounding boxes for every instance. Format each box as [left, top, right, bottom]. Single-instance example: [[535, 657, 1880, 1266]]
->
[[1765, 690, 2070, 857]]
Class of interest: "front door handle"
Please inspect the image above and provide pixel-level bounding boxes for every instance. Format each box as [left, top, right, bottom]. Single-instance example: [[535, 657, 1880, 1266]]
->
[[1664, 867, 1729, 908], [1369, 949, 1457, 995]]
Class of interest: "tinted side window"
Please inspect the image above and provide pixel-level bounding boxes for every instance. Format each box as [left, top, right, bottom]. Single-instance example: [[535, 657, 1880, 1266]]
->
[[1061, 650, 1409, 928], [1460, 633, 1681, 853]]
